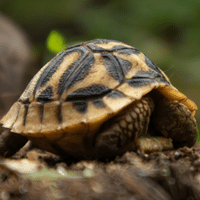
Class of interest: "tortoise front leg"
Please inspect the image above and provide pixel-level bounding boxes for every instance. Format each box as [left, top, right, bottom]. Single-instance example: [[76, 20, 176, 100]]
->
[[95, 96, 156, 157], [0, 129, 28, 157]]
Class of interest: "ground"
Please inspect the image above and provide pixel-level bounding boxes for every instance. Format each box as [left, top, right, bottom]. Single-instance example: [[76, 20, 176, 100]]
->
[[1, 144, 200, 200]]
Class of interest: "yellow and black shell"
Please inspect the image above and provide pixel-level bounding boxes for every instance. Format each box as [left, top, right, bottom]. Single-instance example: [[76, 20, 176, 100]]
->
[[1, 39, 197, 155]]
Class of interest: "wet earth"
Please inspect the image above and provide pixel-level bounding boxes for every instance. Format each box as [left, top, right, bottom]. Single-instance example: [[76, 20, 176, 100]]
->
[[0, 144, 200, 200]]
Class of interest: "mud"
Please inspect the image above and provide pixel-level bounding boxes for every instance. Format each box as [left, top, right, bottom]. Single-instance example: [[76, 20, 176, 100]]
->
[[0, 145, 200, 200]]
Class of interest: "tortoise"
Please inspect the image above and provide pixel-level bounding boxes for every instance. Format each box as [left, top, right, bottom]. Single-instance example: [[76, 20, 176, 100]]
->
[[0, 39, 198, 158]]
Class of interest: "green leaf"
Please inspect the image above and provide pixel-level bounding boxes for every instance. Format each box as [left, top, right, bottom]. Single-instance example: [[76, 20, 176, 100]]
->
[[46, 30, 66, 53]]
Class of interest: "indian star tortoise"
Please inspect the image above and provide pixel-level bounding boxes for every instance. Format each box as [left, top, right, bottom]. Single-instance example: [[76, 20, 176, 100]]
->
[[0, 39, 198, 158]]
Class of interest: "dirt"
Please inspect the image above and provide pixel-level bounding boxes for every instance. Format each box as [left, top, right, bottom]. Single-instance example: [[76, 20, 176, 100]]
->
[[0, 144, 200, 200]]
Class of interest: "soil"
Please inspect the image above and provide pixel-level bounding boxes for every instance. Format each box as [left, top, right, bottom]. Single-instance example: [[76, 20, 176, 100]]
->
[[0, 144, 200, 200]]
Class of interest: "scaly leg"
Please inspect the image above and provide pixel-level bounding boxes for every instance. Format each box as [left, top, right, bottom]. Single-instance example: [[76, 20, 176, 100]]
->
[[95, 95, 176, 157]]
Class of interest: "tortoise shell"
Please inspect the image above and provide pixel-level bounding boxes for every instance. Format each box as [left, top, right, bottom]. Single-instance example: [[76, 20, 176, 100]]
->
[[1, 39, 197, 156]]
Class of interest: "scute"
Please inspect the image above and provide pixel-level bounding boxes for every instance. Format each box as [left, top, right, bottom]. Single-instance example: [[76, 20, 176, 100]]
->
[[1, 102, 20, 128], [23, 102, 43, 134], [37, 86, 53, 102], [0, 39, 197, 140]]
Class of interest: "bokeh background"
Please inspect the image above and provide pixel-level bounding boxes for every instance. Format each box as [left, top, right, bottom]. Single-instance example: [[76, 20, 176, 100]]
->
[[0, 0, 199, 133]]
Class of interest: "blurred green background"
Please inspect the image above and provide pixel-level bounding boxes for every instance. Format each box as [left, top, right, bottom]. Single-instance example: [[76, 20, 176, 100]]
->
[[0, 0, 199, 132]]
